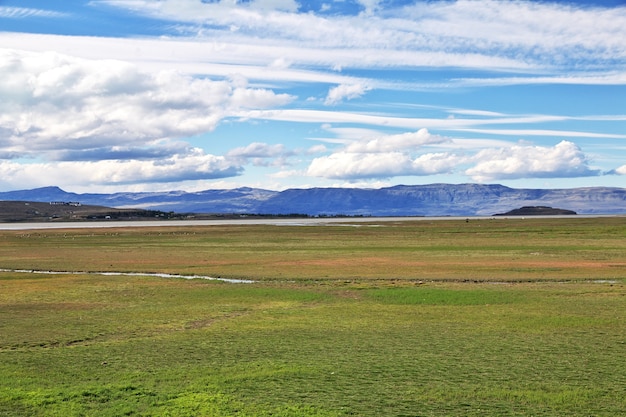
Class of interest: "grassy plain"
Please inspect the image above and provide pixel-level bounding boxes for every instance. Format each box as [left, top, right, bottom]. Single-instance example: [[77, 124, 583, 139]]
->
[[0, 217, 625, 416]]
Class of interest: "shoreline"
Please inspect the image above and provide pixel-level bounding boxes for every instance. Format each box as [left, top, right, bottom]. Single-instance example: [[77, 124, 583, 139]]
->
[[0, 214, 622, 230]]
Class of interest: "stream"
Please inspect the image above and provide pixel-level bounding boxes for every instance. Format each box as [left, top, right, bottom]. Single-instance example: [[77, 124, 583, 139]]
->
[[0, 268, 254, 283]]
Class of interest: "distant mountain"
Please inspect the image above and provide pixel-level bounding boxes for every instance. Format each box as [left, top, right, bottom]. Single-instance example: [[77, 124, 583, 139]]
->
[[0, 184, 624, 216], [254, 184, 626, 216]]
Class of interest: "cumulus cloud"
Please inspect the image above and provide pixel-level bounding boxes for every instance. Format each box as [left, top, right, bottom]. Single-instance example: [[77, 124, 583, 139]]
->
[[306, 128, 458, 179], [0, 149, 242, 190], [2, 1, 622, 191], [325, 83, 370, 105], [465, 140, 600, 181], [613, 165, 626, 175], [345, 128, 449, 153], [307, 129, 461, 180], [0, 48, 292, 159], [307, 151, 460, 179], [0, 48, 297, 188], [307, 132, 601, 182]]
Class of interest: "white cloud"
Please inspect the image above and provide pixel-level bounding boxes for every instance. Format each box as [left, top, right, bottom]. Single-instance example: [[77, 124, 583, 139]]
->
[[0, 150, 242, 190], [307, 136, 603, 182], [5, 2, 626, 92], [399, 0, 626, 69], [453, 128, 626, 139], [455, 73, 626, 87], [307, 151, 460, 179], [307, 144, 328, 154], [96, 0, 626, 73], [308, 152, 406, 179], [305, 128, 458, 179], [0, 48, 303, 189], [269, 169, 302, 179], [237, 109, 577, 135], [226, 142, 296, 167], [230, 87, 294, 108], [325, 83, 371, 105], [2, 1, 623, 192], [345, 128, 449, 153], [0, 6, 66, 18], [0, 32, 369, 86], [0, 48, 293, 160], [465, 140, 600, 181], [227, 142, 288, 158], [614, 165, 626, 175]]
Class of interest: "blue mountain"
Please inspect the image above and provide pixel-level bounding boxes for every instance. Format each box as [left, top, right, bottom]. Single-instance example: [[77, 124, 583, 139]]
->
[[0, 184, 624, 216]]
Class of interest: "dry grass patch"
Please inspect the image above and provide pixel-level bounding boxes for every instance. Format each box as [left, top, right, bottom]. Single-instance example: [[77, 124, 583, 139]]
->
[[1, 217, 625, 282]]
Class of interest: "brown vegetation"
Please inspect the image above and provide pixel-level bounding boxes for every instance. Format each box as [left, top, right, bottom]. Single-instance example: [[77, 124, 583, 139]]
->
[[0, 201, 170, 222]]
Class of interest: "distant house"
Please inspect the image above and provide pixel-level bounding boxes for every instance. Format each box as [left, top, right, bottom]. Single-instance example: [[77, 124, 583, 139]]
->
[[49, 201, 81, 207]]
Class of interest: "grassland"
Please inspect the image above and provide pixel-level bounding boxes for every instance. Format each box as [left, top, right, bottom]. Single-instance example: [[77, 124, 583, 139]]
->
[[0, 217, 624, 416], [0, 201, 181, 223]]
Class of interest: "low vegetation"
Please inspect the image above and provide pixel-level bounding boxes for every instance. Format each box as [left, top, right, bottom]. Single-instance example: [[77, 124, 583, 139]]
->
[[0, 201, 184, 223], [1, 217, 624, 282], [494, 206, 577, 216], [0, 217, 624, 416]]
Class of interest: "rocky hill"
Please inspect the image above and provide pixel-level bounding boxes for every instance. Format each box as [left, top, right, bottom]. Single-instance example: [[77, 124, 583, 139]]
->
[[0, 184, 624, 217]]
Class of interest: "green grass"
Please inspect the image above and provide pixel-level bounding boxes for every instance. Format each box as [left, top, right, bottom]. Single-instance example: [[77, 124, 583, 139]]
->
[[0, 217, 625, 281], [1, 276, 623, 416], [367, 286, 528, 305], [0, 218, 625, 415]]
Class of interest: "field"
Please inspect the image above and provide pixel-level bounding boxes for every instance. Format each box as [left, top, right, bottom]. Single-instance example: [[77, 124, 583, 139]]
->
[[0, 217, 624, 416], [0, 201, 204, 223]]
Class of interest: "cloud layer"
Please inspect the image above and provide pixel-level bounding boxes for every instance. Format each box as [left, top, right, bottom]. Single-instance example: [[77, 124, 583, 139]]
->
[[97, 0, 626, 72], [1, 0, 625, 192], [0, 48, 294, 188], [1, 49, 292, 150]]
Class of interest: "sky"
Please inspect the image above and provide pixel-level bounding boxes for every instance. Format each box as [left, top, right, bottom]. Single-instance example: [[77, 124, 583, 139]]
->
[[0, 0, 625, 193]]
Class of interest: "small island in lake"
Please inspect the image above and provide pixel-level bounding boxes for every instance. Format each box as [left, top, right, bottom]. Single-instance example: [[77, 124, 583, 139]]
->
[[494, 206, 577, 216]]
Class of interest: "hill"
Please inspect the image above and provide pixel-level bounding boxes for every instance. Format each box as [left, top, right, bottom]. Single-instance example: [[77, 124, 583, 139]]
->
[[494, 206, 577, 216], [0, 201, 183, 223], [0, 184, 624, 217]]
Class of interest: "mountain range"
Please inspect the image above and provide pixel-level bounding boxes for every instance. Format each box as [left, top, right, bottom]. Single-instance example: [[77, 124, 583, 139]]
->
[[0, 184, 624, 217]]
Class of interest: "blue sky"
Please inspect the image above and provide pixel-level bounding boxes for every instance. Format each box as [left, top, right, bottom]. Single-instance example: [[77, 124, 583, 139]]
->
[[0, 0, 625, 193]]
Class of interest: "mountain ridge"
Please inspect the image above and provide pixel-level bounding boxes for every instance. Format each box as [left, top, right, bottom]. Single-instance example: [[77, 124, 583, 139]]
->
[[0, 184, 624, 216]]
